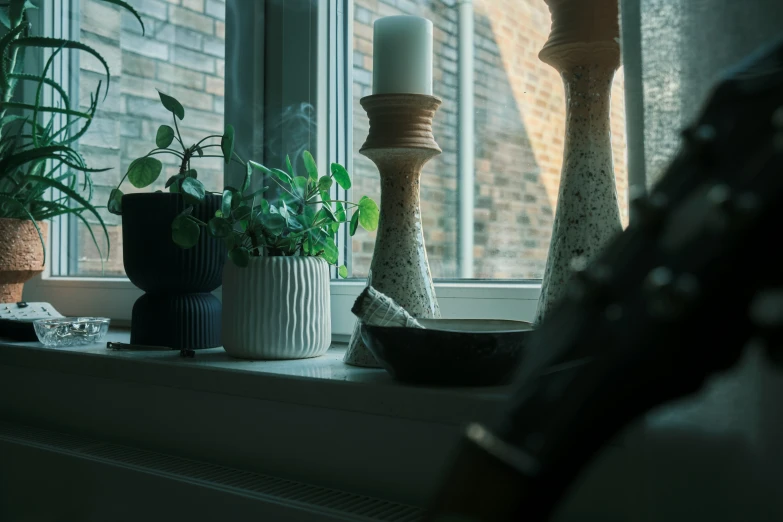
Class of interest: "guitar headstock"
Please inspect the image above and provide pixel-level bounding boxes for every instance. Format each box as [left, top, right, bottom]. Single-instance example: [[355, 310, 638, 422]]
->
[[426, 36, 783, 522]]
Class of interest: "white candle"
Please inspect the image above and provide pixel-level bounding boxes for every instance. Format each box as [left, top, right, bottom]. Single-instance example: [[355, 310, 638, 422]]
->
[[372, 15, 433, 95]]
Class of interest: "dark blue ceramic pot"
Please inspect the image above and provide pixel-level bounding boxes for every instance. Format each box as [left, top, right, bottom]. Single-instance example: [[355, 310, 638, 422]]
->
[[122, 193, 226, 349]]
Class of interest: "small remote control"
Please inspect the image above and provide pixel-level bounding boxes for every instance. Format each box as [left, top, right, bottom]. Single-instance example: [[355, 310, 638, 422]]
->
[[0, 302, 64, 341]]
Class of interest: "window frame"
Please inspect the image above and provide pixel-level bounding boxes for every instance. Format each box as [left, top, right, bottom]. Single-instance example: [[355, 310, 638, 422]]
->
[[26, 0, 548, 333]]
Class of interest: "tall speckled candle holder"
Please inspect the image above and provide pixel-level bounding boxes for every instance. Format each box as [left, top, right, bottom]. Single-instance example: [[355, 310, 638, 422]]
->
[[344, 93, 442, 367], [534, 0, 623, 323]]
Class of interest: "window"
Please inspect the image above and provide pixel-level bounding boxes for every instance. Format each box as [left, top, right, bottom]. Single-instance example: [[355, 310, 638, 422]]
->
[[49, 0, 227, 276], [350, 0, 629, 279], [29, 0, 628, 328]]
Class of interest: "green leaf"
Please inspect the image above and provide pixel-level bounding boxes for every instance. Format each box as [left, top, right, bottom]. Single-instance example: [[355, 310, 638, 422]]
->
[[184, 168, 197, 178], [315, 204, 337, 225], [195, 145, 203, 157], [335, 202, 346, 222], [221, 124, 234, 165], [358, 196, 379, 231], [234, 205, 252, 219], [320, 192, 332, 207], [330, 163, 352, 190], [318, 175, 332, 193], [0, 23, 28, 89], [271, 168, 292, 183], [165, 175, 182, 188], [278, 201, 290, 220], [158, 90, 185, 120], [263, 213, 287, 235], [247, 160, 272, 175], [127, 157, 163, 188], [242, 162, 252, 193], [156, 125, 175, 148], [292, 176, 308, 198], [221, 189, 232, 217], [350, 211, 360, 236], [285, 155, 295, 177], [12, 37, 113, 98], [181, 177, 205, 205], [317, 234, 338, 264], [338, 265, 348, 278], [230, 188, 241, 209], [9, 73, 70, 109], [303, 151, 319, 181], [242, 187, 268, 201], [208, 217, 232, 238], [229, 247, 250, 267], [19, 174, 111, 260], [171, 214, 200, 248], [107, 188, 123, 215], [99, 0, 145, 35], [0, 8, 10, 29]]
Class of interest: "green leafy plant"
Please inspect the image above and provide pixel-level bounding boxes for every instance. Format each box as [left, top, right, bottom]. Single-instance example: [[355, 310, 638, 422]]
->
[[109, 90, 379, 276], [106, 89, 235, 219], [207, 150, 379, 274], [0, 0, 144, 265]]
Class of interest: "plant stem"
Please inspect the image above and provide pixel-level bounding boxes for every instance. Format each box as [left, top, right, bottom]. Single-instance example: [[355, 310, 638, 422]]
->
[[147, 148, 185, 159], [172, 114, 185, 149], [193, 134, 223, 148]]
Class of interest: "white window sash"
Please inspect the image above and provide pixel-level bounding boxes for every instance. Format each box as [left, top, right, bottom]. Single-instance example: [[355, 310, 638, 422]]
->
[[27, 0, 544, 335]]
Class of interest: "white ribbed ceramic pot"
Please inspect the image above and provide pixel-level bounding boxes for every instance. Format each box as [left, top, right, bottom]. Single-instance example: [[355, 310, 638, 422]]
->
[[221, 256, 331, 359]]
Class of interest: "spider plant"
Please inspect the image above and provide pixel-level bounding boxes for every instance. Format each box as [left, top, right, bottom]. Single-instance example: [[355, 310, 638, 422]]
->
[[0, 0, 143, 266]]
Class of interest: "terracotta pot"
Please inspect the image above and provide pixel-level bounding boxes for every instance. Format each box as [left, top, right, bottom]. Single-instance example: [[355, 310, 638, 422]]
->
[[0, 218, 48, 303], [222, 255, 331, 360], [122, 193, 226, 350]]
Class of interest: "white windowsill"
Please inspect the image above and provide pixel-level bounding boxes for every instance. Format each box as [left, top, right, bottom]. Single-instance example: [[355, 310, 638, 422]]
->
[[21, 276, 543, 335], [0, 328, 510, 506]]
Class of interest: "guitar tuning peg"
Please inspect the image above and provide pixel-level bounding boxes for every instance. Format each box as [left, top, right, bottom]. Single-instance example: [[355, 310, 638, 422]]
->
[[749, 289, 783, 368], [682, 124, 717, 153], [567, 261, 613, 303], [645, 268, 701, 320], [706, 184, 731, 208], [772, 106, 783, 129], [645, 266, 673, 291], [749, 288, 783, 329], [630, 190, 668, 229]]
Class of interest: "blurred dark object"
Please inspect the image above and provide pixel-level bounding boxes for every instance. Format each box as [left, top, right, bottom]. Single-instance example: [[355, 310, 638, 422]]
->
[[425, 36, 783, 521], [361, 319, 533, 386]]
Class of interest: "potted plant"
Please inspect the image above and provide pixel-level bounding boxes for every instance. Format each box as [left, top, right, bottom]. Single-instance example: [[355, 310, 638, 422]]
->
[[207, 151, 379, 360], [0, 0, 143, 302], [108, 91, 234, 350]]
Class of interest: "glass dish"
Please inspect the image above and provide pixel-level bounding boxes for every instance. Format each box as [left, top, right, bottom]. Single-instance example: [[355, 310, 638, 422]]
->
[[33, 317, 110, 347]]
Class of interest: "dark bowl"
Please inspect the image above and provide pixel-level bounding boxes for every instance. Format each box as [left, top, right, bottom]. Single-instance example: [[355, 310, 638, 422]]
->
[[122, 193, 226, 294], [360, 319, 534, 386]]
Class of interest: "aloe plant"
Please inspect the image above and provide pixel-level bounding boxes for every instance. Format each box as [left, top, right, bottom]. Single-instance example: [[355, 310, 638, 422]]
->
[[0, 0, 143, 266]]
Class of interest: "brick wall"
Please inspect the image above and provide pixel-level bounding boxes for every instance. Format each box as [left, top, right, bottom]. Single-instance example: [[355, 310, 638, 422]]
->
[[76, 0, 225, 275], [351, 0, 629, 279], [75, 0, 627, 280]]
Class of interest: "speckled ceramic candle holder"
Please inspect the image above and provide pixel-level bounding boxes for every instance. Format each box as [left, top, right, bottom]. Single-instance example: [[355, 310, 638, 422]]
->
[[534, 0, 623, 324], [344, 93, 443, 368]]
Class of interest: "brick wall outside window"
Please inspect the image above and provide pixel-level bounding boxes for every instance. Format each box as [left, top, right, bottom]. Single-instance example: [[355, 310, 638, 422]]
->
[[74, 0, 627, 280], [76, 0, 225, 275], [351, 0, 629, 279]]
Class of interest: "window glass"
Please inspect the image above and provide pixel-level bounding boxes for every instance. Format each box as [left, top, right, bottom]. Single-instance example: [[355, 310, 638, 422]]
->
[[58, 0, 628, 280], [57, 0, 226, 276], [350, 0, 628, 279]]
